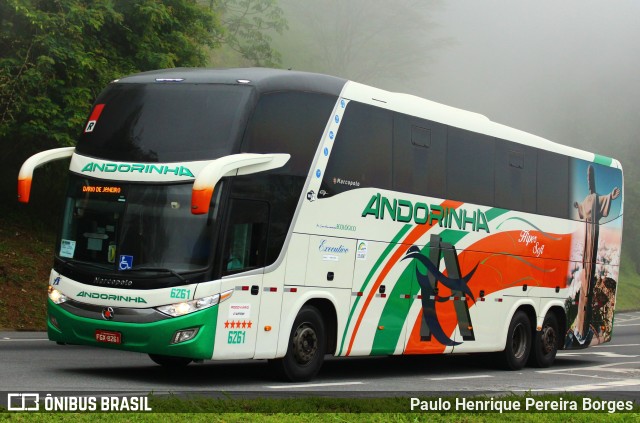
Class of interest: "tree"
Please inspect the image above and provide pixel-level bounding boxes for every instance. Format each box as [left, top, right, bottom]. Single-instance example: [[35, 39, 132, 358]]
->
[[0, 0, 223, 208], [275, 0, 450, 89], [0, 0, 222, 153], [206, 0, 288, 67]]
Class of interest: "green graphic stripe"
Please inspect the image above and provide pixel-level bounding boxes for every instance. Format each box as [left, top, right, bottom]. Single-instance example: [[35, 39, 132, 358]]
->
[[337, 224, 412, 355], [594, 154, 614, 167], [496, 217, 561, 241], [371, 207, 509, 354], [371, 230, 467, 354], [485, 207, 509, 222]]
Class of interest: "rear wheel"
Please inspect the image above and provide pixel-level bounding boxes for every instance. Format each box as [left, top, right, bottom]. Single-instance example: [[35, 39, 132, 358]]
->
[[148, 354, 192, 368], [270, 305, 326, 382], [500, 310, 532, 370], [528, 313, 559, 368]]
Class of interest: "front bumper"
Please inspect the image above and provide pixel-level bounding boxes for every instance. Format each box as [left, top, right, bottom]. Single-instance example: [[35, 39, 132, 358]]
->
[[47, 299, 218, 360]]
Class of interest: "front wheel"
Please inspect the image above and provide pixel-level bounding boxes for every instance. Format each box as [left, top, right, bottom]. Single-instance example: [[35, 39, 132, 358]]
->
[[499, 310, 532, 370], [528, 313, 559, 368], [148, 354, 192, 368], [270, 305, 326, 382]]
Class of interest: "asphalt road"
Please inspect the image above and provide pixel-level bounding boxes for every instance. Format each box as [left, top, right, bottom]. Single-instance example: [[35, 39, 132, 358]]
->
[[1, 311, 639, 401]]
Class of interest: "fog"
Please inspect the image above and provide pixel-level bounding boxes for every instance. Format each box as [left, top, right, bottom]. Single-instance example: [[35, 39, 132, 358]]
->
[[277, 0, 640, 157]]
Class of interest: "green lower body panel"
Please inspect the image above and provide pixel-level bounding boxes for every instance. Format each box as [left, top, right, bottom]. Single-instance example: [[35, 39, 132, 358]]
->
[[47, 300, 218, 360]]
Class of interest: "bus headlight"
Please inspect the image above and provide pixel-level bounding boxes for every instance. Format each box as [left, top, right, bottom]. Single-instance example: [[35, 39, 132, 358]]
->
[[156, 289, 233, 317], [48, 286, 69, 304]]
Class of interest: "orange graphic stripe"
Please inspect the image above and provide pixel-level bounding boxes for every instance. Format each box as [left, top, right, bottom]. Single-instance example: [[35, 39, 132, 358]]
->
[[345, 200, 461, 356]]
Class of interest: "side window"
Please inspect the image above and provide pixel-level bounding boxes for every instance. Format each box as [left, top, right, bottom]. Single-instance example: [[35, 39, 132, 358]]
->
[[393, 113, 447, 199], [447, 126, 495, 206], [537, 151, 569, 218], [320, 101, 393, 197], [494, 139, 537, 213], [222, 199, 269, 275], [242, 91, 337, 177]]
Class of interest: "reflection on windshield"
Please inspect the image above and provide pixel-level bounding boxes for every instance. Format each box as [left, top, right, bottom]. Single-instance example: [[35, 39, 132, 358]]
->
[[59, 176, 213, 272]]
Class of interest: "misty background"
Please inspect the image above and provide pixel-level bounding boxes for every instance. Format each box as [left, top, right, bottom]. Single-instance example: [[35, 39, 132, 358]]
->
[[273, 0, 640, 270]]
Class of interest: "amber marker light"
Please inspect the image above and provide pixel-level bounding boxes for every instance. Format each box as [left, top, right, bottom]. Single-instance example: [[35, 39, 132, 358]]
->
[[17, 178, 32, 203], [264, 326, 272, 332], [191, 187, 214, 215]]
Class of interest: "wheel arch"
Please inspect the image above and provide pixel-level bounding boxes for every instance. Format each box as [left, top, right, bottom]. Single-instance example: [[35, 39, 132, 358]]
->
[[499, 300, 537, 351]]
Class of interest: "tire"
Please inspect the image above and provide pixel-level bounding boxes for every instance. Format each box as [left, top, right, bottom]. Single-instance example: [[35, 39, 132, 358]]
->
[[148, 354, 192, 368], [499, 310, 532, 370], [270, 305, 326, 382], [528, 313, 559, 368]]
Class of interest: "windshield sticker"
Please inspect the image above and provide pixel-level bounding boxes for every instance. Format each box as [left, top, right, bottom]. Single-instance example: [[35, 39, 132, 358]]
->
[[107, 243, 116, 263], [60, 239, 76, 258], [84, 103, 105, 133], [118, 255, 133, 270]]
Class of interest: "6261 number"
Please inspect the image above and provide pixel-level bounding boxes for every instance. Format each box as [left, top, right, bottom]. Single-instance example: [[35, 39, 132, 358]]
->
[[170, 288, 191, 300]]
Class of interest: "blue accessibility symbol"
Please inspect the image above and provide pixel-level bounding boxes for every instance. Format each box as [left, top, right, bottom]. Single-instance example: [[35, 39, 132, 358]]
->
[[119, 255, 133, 270], [53, 277, 61, 286]]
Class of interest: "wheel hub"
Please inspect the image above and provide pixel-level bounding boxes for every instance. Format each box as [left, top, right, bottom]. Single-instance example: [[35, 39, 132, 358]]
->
[[293, 324, 318, 364], [541, 325, 556, 354]]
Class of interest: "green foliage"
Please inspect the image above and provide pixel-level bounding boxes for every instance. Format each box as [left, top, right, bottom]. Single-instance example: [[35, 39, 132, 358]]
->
[[0, 0, 222, 153], [207, 0, 288, 67]]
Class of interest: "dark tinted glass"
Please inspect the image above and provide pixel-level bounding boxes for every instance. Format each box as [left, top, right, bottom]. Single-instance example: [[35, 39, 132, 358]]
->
[[393, 113, 447, 198], [537, 150, 569, 218], [221, 198, 269, 275], [320, 101, 393, 197], [242, 91, 336, 176], [494, 139, 537, 213], [236, 91, 338, 268], [76, 83, 253, 162], [446, 127, 495, 206]]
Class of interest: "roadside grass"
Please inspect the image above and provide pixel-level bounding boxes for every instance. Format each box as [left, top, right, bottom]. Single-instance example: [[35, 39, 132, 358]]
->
[[617, 251, 640, 312], [0, 206, 54, 330], [1, 394, 639, 422]]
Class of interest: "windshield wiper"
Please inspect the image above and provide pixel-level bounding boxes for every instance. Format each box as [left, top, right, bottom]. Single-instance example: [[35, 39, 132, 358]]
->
[[127, 267, 186, 282], [58, 258, 113, 271]]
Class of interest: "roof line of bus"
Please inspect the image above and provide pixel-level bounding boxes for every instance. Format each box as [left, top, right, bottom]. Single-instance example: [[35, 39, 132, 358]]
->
[[341, 80, 621, 169]]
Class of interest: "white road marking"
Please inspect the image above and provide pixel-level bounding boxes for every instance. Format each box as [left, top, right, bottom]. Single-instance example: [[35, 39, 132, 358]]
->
[[0, 338, 48, 342], [538, 361, 640, 375], [558, 351, 638, 358], [594, 343, 640, 348], [615, 323, 640, 327], [540, 378, 640, 391], [428, 375, 492, 381], [266, 381, 364, 389]]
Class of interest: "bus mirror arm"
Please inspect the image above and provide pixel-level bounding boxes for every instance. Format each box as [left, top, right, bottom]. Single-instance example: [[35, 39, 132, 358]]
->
[[17, 147, 75, 203], [191, 153, 290, 215]]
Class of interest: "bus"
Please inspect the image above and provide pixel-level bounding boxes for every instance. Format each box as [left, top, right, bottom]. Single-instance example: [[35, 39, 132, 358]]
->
[[18, 68, 623, 382]]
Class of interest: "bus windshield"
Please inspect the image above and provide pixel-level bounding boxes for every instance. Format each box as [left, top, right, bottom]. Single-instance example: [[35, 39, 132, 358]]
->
[[58, 175, 214, 273], [75, 83, 253, 163]]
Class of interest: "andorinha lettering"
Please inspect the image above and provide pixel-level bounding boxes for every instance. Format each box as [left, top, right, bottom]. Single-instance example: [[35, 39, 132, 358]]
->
[[77, 291, 147, 303], [81, 162, 195, 178], [362, 193, 490, 233]]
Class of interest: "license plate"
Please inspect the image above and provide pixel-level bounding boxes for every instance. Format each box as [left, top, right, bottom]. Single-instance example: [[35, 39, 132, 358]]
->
[[95, 329, 122, 344]]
